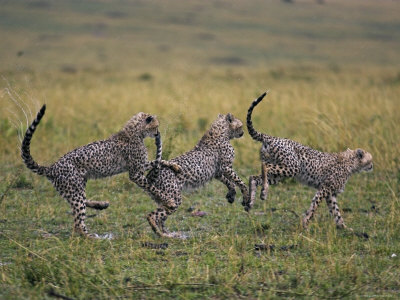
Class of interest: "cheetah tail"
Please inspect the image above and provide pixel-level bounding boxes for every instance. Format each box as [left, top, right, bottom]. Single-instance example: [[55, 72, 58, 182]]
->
[[246, 91, 268, 142], [21, 105, 48, 176], [154, 131, 162, 165], [153, 132, 182, 177]]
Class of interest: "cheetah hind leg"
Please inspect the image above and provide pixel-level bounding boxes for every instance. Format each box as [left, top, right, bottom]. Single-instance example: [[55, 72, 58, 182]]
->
[[247, 175, 262, 210], [147, 208, 166, 237], [69, 196, 91, 238], [260, 163, 269, 200], [147, 208, 184, 238], [54, 177, 96, 238], [86, 200, 109, 210], [147, 199, 186, 238], [159, 202, 188, 239]]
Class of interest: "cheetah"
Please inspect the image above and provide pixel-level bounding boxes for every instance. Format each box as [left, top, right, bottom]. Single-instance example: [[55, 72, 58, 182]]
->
[[21, 105, 179, 237], [245, 92, 373, 230], [145, 113, 249, 238]]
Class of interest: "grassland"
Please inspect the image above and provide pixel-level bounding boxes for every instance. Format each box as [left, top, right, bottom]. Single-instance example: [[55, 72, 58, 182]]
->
[[1, 0, 400, 299]]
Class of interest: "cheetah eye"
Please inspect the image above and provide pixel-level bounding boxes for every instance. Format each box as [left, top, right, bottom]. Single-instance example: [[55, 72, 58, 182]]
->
[[145, 116, 153, 124]]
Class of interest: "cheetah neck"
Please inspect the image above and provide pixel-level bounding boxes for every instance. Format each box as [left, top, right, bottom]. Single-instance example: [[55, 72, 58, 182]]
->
[[111, 130, 144, 144], [337, 152, 359, 174]]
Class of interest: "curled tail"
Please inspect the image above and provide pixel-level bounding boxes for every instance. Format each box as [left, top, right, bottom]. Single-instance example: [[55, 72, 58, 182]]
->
[[247, 91, 268, 142], [21, 105, 48, 176]]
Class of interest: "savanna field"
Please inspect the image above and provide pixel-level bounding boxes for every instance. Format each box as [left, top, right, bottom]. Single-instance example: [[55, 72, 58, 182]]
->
[[1, 0, 400, 298]]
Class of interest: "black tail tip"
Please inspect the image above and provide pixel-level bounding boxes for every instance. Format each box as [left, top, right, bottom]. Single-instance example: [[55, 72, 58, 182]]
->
[[40, 104, 46, 114], [256, 91, 268, 102]]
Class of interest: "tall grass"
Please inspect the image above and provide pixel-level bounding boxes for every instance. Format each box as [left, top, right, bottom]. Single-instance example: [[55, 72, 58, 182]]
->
[[2, 67, 399, 172], [1, 65, 399, 299]]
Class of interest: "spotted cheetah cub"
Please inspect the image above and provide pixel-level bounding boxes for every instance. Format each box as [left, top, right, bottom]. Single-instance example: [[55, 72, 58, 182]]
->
[[245, 92, 373, 230], [145, 113, 249, 238], [21, 105, 179, 237]]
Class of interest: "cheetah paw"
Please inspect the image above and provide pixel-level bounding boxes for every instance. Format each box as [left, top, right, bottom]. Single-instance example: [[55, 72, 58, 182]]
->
[[170, 163, 182, 173], [337, 224, 353, 232], [242, 202, 252, 212], [226, 190, 236, 203], [260, 188, 268, 201], [301, 218, 309, 229], [161, 161, 182, 173]]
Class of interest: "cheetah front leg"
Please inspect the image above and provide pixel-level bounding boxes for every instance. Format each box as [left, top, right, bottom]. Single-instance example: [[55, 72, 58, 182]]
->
[[222, 166, 249, 208], [53, 176, 97, 238], [326, 195, 352, 231], [216, 174, 236, 203], [260, 162, 269, 200], [303, 188, 328, 229]]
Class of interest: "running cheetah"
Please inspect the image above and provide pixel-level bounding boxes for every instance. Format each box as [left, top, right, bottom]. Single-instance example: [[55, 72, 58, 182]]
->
[[245, 92, 373, 230], [21, 105, 178, 237], [145, 113, 249, 238]]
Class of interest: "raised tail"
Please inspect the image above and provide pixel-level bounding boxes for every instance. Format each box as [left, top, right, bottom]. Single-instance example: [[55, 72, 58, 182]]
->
[[154, 131, 162, 165], [149, 131, 181, 180], [21, 105, 48, 176], [246, 91, 268, 142]]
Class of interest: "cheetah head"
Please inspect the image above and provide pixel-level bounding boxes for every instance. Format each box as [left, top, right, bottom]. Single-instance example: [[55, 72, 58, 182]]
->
[[346, 148, 373, 173], [226, 113, 244, 139], [123, 112, 160, 138], [202, 113, 244, 142]]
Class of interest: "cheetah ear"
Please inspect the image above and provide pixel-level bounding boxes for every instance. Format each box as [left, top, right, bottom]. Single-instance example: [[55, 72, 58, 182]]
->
[[356, 149, 364, 159], [226, 113, 233, 123]]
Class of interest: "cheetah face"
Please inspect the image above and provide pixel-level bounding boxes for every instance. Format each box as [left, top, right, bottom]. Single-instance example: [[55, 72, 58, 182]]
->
[[142, 114, 160, 138], [226, 113, 244, 139], [354, 148, 373, 173], [123, 112, 159, 138]]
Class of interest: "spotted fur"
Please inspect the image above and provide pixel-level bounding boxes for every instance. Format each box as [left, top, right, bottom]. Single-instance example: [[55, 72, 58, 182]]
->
[[245, 92, 373, 230], [145, 113, 249, 238], [21, 105, 178, 237]]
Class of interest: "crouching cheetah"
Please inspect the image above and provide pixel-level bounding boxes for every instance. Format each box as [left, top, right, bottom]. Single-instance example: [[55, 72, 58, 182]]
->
[[245, 92, 373, 230], [145, 113, 249, 238], [21, 105, 179, 237]]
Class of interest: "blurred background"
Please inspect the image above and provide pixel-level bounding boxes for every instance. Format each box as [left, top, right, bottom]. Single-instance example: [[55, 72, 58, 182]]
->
[[1, 0, 399, 172], [2, 0, 400, 70]]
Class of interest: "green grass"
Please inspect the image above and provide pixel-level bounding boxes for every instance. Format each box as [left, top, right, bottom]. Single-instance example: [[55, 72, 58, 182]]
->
[[1, 0, 400, 299]]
